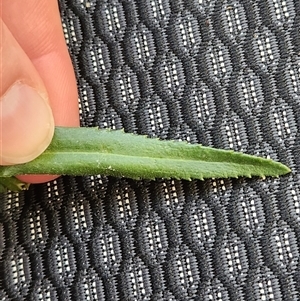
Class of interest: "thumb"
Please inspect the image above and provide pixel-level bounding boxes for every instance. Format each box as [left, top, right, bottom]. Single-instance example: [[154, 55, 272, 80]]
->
[[0, 20, 54, 165]]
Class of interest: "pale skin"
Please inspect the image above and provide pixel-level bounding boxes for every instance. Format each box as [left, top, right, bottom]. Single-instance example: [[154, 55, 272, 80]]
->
[[0, 0, 79, 183]]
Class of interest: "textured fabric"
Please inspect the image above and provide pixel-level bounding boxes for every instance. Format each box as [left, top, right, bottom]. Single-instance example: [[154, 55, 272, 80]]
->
[[1, 0, 300, 300]]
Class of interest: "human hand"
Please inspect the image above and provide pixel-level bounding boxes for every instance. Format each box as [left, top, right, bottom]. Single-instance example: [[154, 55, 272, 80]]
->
[[0, 0, 79, 183]]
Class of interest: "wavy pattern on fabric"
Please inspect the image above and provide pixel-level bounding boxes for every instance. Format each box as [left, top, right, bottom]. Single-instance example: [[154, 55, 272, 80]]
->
[[1, 0, 300, 300]]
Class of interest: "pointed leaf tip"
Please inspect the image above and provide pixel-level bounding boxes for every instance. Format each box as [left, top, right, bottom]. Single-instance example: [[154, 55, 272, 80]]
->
[[0, 126, 292, 193]]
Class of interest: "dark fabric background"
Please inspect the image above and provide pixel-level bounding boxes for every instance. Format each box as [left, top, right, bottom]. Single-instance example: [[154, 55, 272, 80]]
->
[[1, 0, 300, 300]]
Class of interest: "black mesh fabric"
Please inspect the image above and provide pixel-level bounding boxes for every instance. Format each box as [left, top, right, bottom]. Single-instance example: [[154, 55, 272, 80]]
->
[[1, 0, 300, 300]]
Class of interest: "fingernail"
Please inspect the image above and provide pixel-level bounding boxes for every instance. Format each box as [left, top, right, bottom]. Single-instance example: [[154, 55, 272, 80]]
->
[[0, 82, 54, 164]]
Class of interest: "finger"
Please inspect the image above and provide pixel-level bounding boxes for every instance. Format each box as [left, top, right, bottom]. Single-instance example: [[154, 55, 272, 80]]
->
[[0, 20, 55, 165], [2, 0, 80, 183], [1, 0, 80, 127]]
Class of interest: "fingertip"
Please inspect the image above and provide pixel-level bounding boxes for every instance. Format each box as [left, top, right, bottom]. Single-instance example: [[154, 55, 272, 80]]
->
[[0, 83, 54, 165], [1, 1, 80, 184], [16, 175, 60, 184]]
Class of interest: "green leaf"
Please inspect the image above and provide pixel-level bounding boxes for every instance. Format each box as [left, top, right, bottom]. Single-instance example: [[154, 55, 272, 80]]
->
[[0, 127, 291, 192], [0, 177, 30, 193]]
